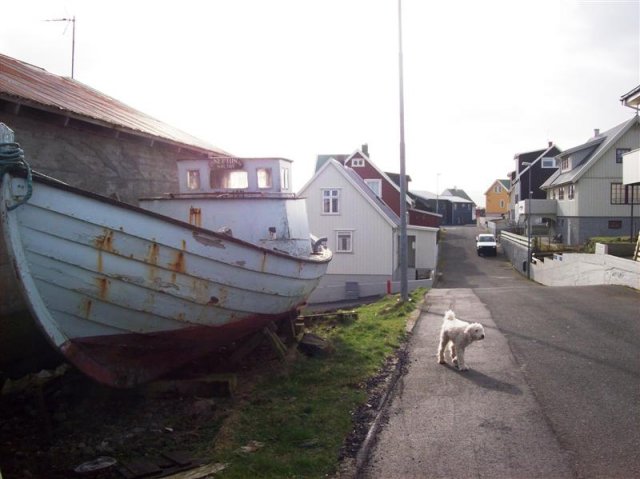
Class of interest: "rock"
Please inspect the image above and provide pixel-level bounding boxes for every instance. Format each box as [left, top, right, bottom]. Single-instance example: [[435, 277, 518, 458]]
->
[[298, 333, 334, 358]]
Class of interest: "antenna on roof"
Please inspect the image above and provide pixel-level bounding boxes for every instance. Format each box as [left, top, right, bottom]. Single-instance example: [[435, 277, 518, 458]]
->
[[45, 16, 76, 79]]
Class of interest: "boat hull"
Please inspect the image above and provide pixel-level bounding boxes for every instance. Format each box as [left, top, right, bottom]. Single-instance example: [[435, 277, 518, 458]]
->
[[1, 173, 331, 387]]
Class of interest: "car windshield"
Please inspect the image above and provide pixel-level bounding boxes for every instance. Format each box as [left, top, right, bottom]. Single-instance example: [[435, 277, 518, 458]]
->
[[479, 235, 494, 242]]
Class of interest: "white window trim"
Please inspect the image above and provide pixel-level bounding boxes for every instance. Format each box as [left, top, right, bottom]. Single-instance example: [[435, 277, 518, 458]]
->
[[351, 158, 365, 167], [364, 178, 382, 197], [322, 188, 341, 215], [335, 230, 354, 253], [541, 157, 556, 168]]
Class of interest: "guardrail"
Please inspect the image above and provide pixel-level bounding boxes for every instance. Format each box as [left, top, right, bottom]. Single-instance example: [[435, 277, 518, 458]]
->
[[500, 231, 531, 248]]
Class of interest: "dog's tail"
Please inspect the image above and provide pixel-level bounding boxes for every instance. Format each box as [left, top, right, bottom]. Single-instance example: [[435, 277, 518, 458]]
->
[[444, 310, 456, 321]]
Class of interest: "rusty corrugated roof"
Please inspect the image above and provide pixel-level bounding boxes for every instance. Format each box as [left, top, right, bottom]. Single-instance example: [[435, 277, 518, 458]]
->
[[0, 53, 231, 156]]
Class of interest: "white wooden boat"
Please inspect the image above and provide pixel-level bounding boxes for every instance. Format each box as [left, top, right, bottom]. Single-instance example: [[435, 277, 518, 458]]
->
[[0, 157, 330, 387]]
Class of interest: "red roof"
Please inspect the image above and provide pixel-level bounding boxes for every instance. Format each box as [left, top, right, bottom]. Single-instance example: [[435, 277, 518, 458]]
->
[[0, 53, 230, 156]]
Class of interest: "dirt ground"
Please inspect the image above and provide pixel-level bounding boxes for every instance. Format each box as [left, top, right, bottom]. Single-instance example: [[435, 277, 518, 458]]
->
[[0, 340, 403, 479]]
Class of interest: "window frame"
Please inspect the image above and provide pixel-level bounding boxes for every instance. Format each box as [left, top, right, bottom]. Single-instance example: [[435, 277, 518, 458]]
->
[[616, 148, 631, 164], [350, 157, 365, 167], [335, 230, 353, 253], [210, 169, 249, 190], [186, 169, 201, 191], [364, 178, 382, 197], [322, 188, 341, 214], [541, 157, 556, 168], [611, 182, 640, 205], [257, 167, 273, 189], [280, 167, 290, 191]]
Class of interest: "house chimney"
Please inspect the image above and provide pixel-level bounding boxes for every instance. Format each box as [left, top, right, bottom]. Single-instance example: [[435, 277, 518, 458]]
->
[[594, 128, 600, 137], [362, 143, 369, 157], [548, 140, 553, 147]]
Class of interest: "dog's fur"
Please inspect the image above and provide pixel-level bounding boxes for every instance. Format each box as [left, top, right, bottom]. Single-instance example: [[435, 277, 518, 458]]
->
[[437, 310, 485, 371]]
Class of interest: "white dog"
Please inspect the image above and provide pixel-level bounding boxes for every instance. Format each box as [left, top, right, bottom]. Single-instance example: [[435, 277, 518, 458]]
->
[[437, 310, 485, 371]]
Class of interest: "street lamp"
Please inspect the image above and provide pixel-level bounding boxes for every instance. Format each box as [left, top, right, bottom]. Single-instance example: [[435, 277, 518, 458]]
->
[[521, 161, 533, 279], [397, 0, 408, 301]]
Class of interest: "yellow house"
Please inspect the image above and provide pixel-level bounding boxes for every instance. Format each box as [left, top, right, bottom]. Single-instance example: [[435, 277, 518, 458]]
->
[[484, 179, 510, 215]]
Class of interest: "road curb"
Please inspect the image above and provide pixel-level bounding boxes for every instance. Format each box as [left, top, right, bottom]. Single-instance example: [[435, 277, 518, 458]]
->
[[353, 299, 425, 476]]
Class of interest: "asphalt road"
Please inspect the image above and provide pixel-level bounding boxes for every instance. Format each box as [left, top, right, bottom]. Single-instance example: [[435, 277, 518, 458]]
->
[[362, 225, 640, 479]]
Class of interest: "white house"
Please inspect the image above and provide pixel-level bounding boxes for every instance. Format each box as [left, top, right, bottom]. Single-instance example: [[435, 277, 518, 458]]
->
[[540, 116, 640, 245], [298, 157, 438, 303]]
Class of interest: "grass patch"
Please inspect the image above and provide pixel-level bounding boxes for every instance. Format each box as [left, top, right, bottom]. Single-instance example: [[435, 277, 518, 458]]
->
[[211, 289, 426, 478]]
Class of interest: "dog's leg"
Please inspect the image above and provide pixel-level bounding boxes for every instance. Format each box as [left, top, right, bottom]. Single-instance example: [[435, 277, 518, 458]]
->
[[437, 333, 447, 364], [450, 344, 458, 368], [456, 348, 468, 371]]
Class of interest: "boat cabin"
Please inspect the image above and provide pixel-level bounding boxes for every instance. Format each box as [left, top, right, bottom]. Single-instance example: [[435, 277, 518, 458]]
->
[[178, 157, 293, 196], [140, 157, 315, 257]]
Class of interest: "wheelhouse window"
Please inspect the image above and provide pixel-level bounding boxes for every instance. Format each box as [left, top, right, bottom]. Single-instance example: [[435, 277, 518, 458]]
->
[[280, 167, 290, 190], [611, 183, 640, 204], [322, 189, 340, 214], [336, 231, 353, 253], [257, 168, 273, 189], [187, 170, 201, 191], [210, 170, 248, 189], [616, 148, 631, 164]]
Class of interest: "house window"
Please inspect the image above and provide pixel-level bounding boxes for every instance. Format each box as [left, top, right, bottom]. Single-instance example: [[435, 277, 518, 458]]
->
[[210, 170, 248, 189], [336, 231, 353, 253], [351, 157, 365, 167], [187, 170, 201, 190], [494, 185, 501, 193], [552, 189, 556, 200], [280, 167, 290, 190], [616, 148, 631, 164], [561, 157, 570, 170], [541, 157, 556, 168], [611, 183, 640, 204], [608, 220, 622, 229], [558, 186, 564, 200], [364, 179, 382, 197], [322, 189, 340, 214], [257, 168, 272, 189], [499, 199, 505, 208], [568, 184, 575, 200]]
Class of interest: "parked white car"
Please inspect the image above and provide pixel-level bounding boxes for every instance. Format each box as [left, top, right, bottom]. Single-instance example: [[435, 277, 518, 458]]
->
[[476, 233, 497, 256]]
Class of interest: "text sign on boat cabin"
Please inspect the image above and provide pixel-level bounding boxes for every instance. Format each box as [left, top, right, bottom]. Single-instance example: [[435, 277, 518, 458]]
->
[[209, 158, 244, 170]]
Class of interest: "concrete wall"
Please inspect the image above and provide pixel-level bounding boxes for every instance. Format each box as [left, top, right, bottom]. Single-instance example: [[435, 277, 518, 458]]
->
[[531, 252, 640, 288], [2, 112, 198, 205], [499, 231, 531, 275], [308, 273, 433, 304], [500, 231, 640, 289]]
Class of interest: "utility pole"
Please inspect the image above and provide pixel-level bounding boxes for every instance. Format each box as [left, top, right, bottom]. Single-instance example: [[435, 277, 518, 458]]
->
[[46, 16, 76, 79], [397, 0, 408, 302]]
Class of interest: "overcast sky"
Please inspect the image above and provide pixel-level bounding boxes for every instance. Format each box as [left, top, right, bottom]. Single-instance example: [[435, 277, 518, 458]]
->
[[1, 0, 639, 206]]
